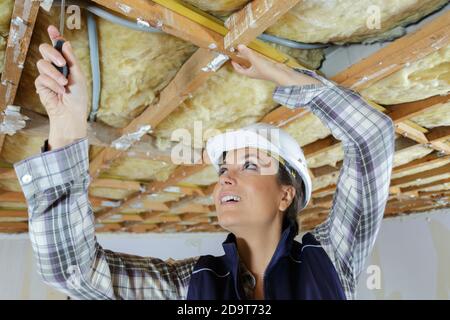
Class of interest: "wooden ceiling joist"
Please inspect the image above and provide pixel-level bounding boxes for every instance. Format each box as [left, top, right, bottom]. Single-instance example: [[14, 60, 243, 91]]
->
[[386, 95, 449, 123], [390, 163, 450, 187], [0, 0, 40, 112], [401, 177, 450, 194], [223, 0, 301, 49], [0, 209, 27, 218], [0, 0, 40, 154]]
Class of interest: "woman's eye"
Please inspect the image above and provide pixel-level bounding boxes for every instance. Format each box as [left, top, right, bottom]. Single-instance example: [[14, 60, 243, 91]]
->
[[243, 161, 257, 170], [218, 167, 227, 175]]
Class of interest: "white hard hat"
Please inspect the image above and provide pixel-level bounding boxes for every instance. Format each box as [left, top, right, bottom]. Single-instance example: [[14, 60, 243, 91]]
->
[[206, 123, 312, 210]]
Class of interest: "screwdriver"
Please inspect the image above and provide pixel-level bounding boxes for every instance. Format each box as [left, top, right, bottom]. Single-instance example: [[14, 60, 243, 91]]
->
[[53, 0, 69, 77]]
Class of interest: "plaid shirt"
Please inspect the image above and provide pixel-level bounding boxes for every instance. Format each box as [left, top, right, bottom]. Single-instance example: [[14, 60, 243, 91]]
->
[[14, 68, 394, 300]]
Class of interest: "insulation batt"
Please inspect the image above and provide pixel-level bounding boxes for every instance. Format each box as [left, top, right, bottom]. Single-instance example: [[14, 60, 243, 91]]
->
[[184, 0, 448, 43], [409, 101, 450, 128], [361, 45, 450, 104]]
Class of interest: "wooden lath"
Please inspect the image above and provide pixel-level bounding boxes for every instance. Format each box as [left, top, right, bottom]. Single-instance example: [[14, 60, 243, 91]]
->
[[386, 95, 449, 123], [0, 0, 40, 153]]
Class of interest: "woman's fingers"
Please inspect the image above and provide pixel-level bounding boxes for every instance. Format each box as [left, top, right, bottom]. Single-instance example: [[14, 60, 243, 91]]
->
[[47, 25, 61, 42], [35, 74, 66, 95], [39, 42, 66, 67], [61, 41, 83, 79], [36, 59, 68, 86], [236, 44, 254, 60]]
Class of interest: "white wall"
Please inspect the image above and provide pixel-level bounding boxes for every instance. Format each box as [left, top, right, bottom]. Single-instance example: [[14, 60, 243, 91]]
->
[[0, 208, 449, 299]]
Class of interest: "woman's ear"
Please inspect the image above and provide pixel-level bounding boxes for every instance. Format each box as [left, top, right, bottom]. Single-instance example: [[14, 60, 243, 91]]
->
[[279, 185, 296, 212]]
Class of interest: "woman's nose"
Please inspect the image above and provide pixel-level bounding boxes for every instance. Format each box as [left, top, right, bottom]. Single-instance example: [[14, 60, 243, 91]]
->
[[219, 172, 236, 186]]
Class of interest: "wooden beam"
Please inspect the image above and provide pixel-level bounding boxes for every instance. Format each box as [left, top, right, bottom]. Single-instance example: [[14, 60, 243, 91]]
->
[[386, 95, 449, 123], [0, 210, 27, 218], [0, 222, 28, 230], [393, 153, 449, 175], [90, 178, 143, 191], [426, 126, 450, 143], [261, 106, 309, 127], [0, 191, 25, 202], [0, 168, 17, 180], [0, 0, 40, 154], [332, 10, 450, 90], [95, 165, 207, 220], [223, 0, 301, 49], [401, 177, 450, 193], [312, 184, 336, 197], [0, 0, 40, 111], [303, 136, 340, 158], [390, 163, 450, 187]]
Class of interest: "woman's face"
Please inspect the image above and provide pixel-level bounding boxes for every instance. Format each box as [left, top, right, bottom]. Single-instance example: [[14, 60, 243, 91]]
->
[[213, 147, 295, 233]]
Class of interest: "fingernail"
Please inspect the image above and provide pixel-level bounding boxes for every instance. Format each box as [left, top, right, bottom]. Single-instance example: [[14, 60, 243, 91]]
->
[[58, 59, 65, 67]]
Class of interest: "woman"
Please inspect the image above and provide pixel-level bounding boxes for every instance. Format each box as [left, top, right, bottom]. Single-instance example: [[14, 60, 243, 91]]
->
[[14, 25, 395, 300]]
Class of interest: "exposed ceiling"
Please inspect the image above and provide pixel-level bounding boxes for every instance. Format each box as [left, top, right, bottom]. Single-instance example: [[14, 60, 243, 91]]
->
[[0, 0, 448, 234]]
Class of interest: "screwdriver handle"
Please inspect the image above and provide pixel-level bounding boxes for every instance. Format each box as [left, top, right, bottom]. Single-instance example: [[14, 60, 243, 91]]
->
[[53, 39, 69, 78]]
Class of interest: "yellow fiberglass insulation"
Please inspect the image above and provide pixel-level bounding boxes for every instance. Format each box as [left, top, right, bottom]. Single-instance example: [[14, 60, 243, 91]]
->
[[409, 101, 450, 128], [182, 0, 248, 16], [265, 0, 448, 44], [95, 20, 197, 128], [361, 45, 450, 105], [0, 178, 21, 192], [393, 144, 434, 167], [312, 172, 340, 191], [89, 187, 135, 200], [0, 132, 45, 164], [283, 113, 331, 147], [184, 0, 447, 43], [0, 0, 14, 74], [146, 192, 185, 203], [180, 166, 218, 186], [307, 144, 344, 168], [153, 63, 279, 150], [101, 157, 177, 182]]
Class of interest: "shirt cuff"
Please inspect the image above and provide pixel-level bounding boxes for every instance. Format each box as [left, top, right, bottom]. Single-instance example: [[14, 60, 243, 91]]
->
[[13, 138, 89, 201], [272, 68, 336, 108]]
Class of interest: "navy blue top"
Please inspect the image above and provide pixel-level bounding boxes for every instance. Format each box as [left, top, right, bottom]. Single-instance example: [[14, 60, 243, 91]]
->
[[187, 219, 346, 300]]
